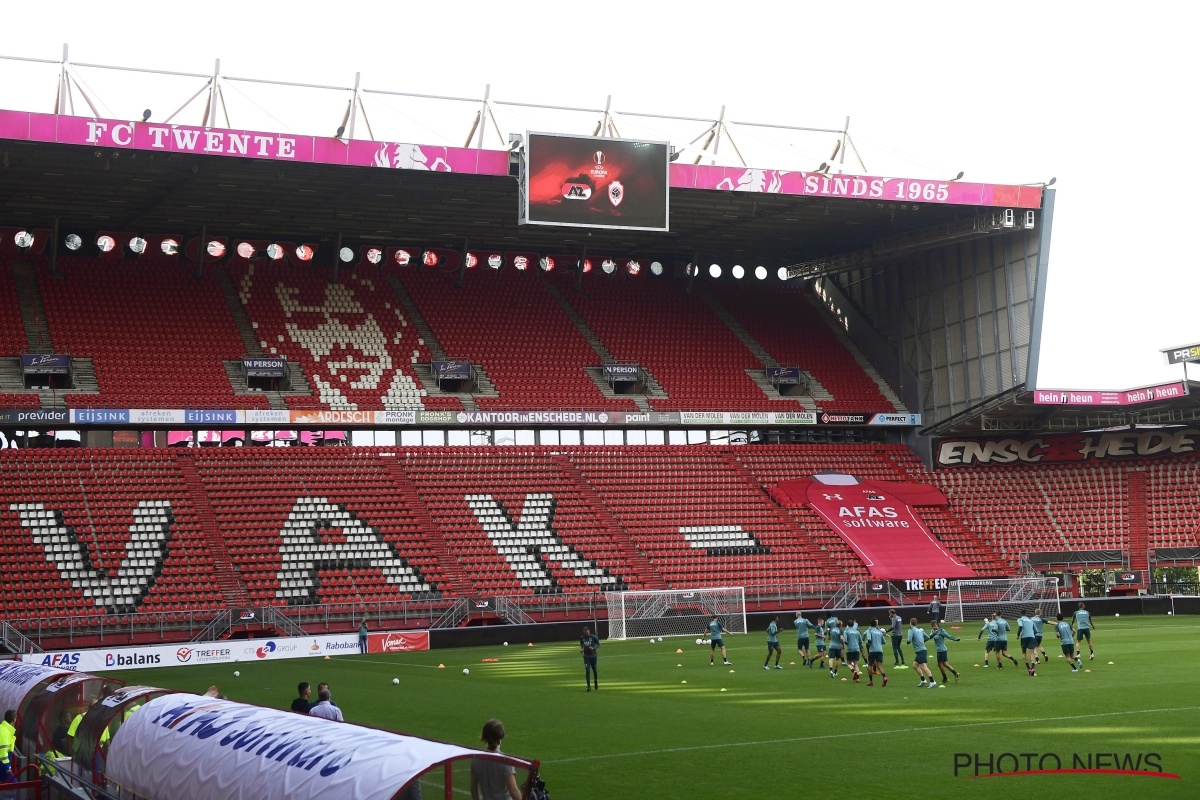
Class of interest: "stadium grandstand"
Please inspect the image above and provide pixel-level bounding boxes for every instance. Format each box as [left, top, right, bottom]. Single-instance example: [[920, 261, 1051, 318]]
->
[[0, 44, 1198, 799], [0, 49, 1198, 646]]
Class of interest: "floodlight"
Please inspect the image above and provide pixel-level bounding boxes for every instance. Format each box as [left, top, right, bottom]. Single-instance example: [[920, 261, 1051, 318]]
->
[[777, 267, 789, 281], [626, 260, 641, 276], [336, 125, 346, 138], [650, 261, 663, 276], [141, 109, 152, 122], [96, 235, 116, 253], [1047, 177, 1056, 186], [295, 244, 313, 261], [14, 231, 33, 249], [487, 254, 502, 269], [207, 240, 226, 258], [161, 238, 179, 255], [539, 256, 555, 272], [513, 255, 529, 271], [601, 258, 616, 274], [581, 258, 593, 273], [236, 242, 255, 259], [366, 248, 383, 265], [394, 248, 411, 266], [65, 234, 82, 251], [128, 237, 147, 254], [731, 265, 744, 279], [339, 247, 354, 263], [422, 250, 438, 267], [949, 171, 964, 182], [754, 266, 767, 280], [708, 263, 721, 278]]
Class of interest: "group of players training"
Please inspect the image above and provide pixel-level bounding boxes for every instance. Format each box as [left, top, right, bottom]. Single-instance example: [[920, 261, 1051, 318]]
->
[[702, 601, 1098, 689]]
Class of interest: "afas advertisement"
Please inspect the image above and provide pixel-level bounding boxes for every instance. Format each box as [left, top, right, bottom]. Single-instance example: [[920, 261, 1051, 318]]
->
[[523, 133, 669, 231]]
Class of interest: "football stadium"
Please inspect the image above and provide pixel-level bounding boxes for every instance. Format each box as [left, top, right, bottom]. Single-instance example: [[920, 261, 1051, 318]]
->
[[0, 35, 1199, 800]]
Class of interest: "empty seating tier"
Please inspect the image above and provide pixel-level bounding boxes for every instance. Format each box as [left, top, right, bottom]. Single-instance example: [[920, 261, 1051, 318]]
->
[[400, 269, 635, 411], [37, 257, 261, 409]]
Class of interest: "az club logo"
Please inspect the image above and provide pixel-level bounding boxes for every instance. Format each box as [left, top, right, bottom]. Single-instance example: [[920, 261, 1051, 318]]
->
[[176, 647, 194, 663], [866, 493, 885, 501], [255, 641, 277, 659]]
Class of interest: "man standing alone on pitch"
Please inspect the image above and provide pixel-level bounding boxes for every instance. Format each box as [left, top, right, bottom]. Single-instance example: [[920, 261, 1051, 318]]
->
[[929, 596, 942, 625], [764, 616, 783, 669], [580, 626, 600, 691], [705, 615, 732, 666], [864, 619, 888, 687], [1073, 602, 1096, 660], [889, 610, 906, 667]]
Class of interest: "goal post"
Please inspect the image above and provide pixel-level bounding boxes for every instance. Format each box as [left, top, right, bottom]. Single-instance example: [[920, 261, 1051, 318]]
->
[[604, 587, 746, 641], [945, 577, 1061, 623]]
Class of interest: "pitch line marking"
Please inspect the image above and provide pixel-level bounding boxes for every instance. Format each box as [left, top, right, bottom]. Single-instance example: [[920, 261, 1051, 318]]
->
[[542, 705, 1200, 764]]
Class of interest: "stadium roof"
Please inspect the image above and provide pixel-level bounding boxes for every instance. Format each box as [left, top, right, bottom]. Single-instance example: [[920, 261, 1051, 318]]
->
[[0, 111, 1042, 273], [922, 380, 1200, 437]]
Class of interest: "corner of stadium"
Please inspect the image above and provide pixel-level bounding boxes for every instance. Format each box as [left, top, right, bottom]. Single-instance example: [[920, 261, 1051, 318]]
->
[[1, 48, 1197, 800]]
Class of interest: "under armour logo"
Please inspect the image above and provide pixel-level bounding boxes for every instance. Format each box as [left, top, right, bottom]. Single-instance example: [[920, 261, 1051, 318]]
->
[[822, 493, 844, 501]]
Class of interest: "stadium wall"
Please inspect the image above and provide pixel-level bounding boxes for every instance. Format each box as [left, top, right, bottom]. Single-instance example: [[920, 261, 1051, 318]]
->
[[827, 194, 1054, 426]]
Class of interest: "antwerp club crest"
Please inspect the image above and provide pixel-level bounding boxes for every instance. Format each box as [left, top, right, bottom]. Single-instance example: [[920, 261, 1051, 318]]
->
[[608, 181, 624, 207]]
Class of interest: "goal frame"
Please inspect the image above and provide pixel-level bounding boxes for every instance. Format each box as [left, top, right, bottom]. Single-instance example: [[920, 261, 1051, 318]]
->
[[604, 587, 747, 641], [944, 577, 1061, 623]]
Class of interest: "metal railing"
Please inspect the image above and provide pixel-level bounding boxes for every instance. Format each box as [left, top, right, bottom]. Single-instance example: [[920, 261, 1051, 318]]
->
[[189, 608, 233, 642], [823, 582, 861, 610], [431, 598, 470, 629], [1, 620, 42, 654], [493, 597, 536, 626]]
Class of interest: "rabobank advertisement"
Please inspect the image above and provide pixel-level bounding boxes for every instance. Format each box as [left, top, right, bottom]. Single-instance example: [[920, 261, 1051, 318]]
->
[[22, 632, 371, 672]]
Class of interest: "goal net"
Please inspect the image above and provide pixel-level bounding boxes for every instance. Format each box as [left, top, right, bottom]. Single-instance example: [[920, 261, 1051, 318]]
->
[[944, 577, 1060, 623], [605, 587, 746, 641]]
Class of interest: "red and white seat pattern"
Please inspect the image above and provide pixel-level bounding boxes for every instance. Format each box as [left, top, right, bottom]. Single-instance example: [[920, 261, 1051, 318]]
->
[[276, 496, 433, 603], [0, 450, 217, 619], [230, 260, 429, 410]]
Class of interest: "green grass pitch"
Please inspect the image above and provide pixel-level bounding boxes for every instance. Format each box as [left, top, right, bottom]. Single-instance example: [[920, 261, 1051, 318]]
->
[[104, 615, 1200, 798]]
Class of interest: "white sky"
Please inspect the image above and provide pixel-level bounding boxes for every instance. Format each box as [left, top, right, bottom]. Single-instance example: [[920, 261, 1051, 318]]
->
[[1, 2, 1196, 392]]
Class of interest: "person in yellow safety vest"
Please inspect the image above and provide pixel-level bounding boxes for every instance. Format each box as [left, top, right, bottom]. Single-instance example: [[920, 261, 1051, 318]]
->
[[0, 709, 17, 784], [66, 701, 109, 755]]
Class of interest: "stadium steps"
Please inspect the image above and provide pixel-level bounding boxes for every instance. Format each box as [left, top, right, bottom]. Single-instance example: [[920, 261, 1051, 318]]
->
[[696, 287, 830, 410], [388, 275, 489, 411], [545, 282, 662, 412], [172, 452, 251, 607], [383, 457, 472, 596], [718, 451, 851, 582], [11, 259, 54, 354], [215, 269, 316, 410], [552, 454, 666, 589], [1126, 468, 1149, 571], [804, 292, 907, 413], [221, 360, 313, 410]]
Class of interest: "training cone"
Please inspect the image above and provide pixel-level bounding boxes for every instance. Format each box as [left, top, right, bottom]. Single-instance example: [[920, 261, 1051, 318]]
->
[[324, 655, 330, 660], [677, 664, 682, 667], [528, 643, 534, 647], [720, 688, 727, 692], [676, 649, 683, 653], [973, 664, 980, 667], [1108, 661, 1114, 665], [1084, 669, 1091, 673], [790, 661, 796, 665], [729, 669, 735, 673], [681, 680, 687, 684], [841, 677, 848, 681], [438, 664, 445, 669]]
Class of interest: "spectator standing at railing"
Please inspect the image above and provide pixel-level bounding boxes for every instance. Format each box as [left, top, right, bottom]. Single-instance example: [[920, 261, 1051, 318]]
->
[[359, 619, 369, 654]]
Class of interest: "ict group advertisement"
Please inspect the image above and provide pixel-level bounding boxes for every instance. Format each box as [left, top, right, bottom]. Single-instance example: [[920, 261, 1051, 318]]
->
[[522, 132, 669, 230]]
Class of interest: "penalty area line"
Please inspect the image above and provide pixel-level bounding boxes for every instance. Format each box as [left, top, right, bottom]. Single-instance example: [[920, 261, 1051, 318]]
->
[[542, 705, 1200, 765]]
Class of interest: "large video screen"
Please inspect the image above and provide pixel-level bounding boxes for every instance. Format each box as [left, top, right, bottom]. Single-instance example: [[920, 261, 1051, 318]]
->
[[521, 132, 669, 231]]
